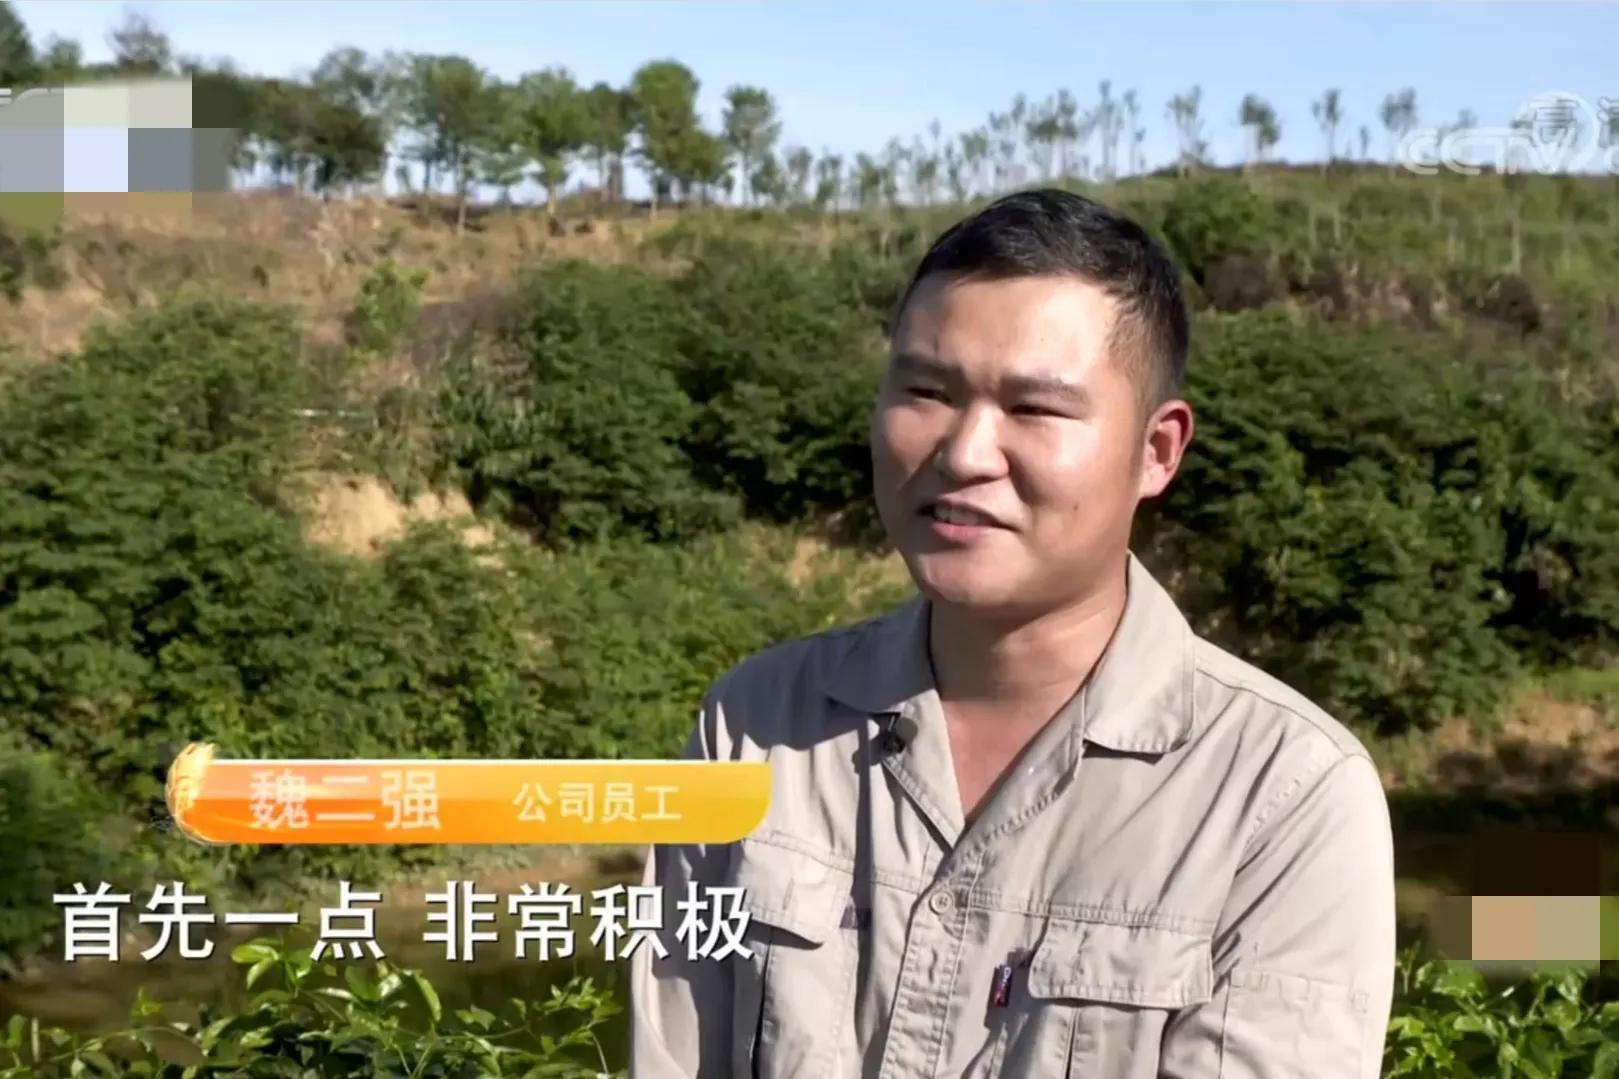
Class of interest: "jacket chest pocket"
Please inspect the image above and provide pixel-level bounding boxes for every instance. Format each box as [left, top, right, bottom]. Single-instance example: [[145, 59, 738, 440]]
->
[[728, 837, 859, 1079], [992, 918, 1213, 1079]]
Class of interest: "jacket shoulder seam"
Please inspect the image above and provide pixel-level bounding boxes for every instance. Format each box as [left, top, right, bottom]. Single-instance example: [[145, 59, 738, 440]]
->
[[1243, 751, 1351, 847], [1193, 654, 1368, 763]]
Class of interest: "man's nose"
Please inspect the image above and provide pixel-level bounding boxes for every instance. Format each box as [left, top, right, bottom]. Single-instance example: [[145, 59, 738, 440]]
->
[[932, 405, 1006, 482]]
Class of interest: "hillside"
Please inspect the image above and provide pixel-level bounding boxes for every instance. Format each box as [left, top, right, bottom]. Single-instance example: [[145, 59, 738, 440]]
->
[[4, 166, 1618, 786]]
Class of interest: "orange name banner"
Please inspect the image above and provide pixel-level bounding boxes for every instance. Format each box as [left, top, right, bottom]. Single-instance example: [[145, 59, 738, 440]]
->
[[164, 744, 769, 845]]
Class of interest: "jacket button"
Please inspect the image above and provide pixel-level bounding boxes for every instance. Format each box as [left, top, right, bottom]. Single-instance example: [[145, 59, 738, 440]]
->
[[928, 891, 954, 914]]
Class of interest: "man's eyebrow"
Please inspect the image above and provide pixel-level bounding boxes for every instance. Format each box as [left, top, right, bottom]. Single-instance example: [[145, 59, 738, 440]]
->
[[889, 353, 1092, 406], [1002, 372, 1091, 405], [890, 352, 955, 379]]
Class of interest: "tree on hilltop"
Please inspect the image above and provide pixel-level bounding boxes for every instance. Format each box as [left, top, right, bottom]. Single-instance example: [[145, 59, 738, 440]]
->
[[0, 1, 35, 87], [108, 11, 171, 75], [629, 59, 700, 214], [722, 85, 780, 205], [514, 68, 587, 216]]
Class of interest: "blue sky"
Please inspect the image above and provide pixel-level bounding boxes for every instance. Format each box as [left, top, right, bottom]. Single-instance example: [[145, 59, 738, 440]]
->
[[12, 1, 1619, 190]]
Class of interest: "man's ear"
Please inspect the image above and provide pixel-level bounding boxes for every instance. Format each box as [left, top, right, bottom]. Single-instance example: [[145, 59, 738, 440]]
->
[[1138, 398, 1194, 500]]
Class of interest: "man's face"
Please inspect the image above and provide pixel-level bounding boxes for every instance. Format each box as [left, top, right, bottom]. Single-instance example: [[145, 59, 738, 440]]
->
[[872, 271, 1184, 618]]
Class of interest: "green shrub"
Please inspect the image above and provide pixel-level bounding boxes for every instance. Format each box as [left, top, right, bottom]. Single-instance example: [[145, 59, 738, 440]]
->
[[1384, 948, 1619, 1076], [0, 937, 620, 1078], [346, 258, 429, 357], [7, 942, 1616, 1079], [506, 528, 912, 758], [0, 297, 566, 903], [671, 242, 884, 519], [1156, 176, 1279, 284], [1343, 182, 1431, 226], [824, 234, 913, 326], [639, 205, 801, 262], [0, 222, 63, 301], [438, 247, 885, 543], [0, 296, 316, 783], [1446, 268, 1543, 335], [1202, 254, 1285, 313], [1144, 310, 1619, 733], [0, 733, 161, 976], [438, 260, 740, 544], [0, 292, 910, 958]]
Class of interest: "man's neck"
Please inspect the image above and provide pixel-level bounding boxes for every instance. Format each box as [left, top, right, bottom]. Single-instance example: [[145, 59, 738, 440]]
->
[[927, 558, 1129, 711]]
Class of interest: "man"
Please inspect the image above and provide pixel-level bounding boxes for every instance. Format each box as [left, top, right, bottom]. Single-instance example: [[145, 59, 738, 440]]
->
[[630, 188, 1395, 1078]]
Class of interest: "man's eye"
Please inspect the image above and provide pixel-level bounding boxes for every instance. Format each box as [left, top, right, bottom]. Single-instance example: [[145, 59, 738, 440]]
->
[[1011, 403, 1060, 417], [906, 386, 946, 401]]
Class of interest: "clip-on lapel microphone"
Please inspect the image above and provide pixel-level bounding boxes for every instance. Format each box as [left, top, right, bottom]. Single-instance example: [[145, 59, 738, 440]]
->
[[876, 711, 920, 756]]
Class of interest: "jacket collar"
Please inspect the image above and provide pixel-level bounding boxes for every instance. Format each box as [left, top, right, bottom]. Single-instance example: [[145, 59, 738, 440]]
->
[[822, 551, 1197, 755]]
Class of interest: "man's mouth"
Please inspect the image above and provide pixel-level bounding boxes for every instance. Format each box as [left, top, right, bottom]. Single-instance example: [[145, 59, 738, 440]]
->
[[922, 502, 1007, 529]]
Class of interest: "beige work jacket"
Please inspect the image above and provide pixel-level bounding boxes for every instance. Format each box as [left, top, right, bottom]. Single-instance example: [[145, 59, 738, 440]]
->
[[630, 552, 1396, 1078]]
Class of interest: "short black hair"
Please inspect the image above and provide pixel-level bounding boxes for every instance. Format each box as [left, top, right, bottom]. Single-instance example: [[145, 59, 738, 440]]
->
[[890, 188, 1190, 411]]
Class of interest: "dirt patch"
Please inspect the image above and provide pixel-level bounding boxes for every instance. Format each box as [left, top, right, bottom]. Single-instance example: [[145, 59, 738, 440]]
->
[[302, 313, 350, 355], [785, 536, 827, 586], [7, 282, 112, 357], [1381, 688, 1619, 800], [300, 472, 496, 558], [13, 193, 656, 366], [768, 528, 911, 601], [7, 194, 750, 380]]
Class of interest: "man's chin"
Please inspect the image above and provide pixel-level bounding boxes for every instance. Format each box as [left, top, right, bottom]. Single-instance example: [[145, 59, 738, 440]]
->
[[910, 564, 1021, 612]]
